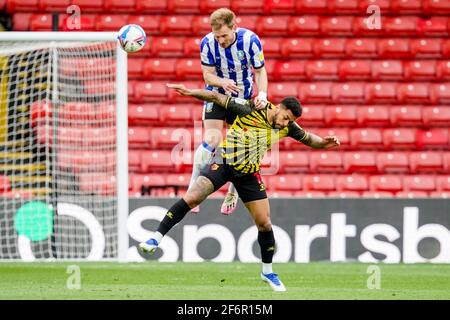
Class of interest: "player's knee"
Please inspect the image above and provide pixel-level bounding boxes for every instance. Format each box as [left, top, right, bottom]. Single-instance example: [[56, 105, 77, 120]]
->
[[203, 129, 223, 148], [256, 220, 272, 232]]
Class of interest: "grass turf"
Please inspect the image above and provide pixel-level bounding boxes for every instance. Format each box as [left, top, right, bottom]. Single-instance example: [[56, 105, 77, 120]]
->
[[0, 262, 449, 300]]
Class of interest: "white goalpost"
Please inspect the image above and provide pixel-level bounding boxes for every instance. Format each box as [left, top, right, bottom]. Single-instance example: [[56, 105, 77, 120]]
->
[[0, 32, 128, 262]]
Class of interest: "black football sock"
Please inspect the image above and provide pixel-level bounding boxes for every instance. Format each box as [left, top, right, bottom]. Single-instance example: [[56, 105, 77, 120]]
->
[[157, 199, 191, 236], [258, 229, 275, 264]]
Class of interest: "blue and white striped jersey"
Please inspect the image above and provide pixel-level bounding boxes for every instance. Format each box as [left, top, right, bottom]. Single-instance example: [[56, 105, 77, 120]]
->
[[200, 27, 265, 100]]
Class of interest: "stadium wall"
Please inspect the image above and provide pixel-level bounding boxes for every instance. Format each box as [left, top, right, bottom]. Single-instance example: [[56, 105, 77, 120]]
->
[[2, 198, 449, 263]]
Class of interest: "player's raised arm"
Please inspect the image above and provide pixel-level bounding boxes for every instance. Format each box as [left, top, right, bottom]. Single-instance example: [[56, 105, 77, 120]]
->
[[166, 83, 255, 116], [288, 122, 340, 149]]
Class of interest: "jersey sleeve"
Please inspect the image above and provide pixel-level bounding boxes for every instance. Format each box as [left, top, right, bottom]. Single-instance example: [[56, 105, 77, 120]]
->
[[249, 34, 265, 69], [200, 36, 215, 67], [225, 97, 255, 116], [287, 122, 309, 143]]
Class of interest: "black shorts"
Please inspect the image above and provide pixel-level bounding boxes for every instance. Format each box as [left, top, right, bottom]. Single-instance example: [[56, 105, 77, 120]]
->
[[199, 154, 267, 203], [202, 101, 238, 125]]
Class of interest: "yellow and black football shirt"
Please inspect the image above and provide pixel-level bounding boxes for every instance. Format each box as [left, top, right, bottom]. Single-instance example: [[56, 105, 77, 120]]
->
[[220, 97, 309, 174]]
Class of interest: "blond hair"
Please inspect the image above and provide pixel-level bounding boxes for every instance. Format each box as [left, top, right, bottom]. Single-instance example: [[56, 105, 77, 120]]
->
[[210, 8, 236, 30]]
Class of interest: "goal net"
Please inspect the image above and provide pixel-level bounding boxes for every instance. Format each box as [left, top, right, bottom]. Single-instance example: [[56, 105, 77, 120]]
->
[[0, 33, 128, 261]]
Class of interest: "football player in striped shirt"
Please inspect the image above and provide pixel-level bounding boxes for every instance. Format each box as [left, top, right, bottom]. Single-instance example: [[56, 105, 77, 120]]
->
[[190, 8, 268, 215], [140, 84, 340, 292]]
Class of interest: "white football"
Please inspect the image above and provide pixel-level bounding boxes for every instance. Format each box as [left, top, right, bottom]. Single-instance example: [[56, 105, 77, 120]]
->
[[117, 24, 147, 53]]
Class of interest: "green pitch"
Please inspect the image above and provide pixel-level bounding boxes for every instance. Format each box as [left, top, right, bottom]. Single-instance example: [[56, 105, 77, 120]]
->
[[0, 262, 449, 300]]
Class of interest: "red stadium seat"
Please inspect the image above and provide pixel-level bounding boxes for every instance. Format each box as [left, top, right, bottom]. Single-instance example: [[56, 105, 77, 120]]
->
[[410, 39, 443, 58], [135, 0, 167, 12], [403, 175, 436, 192], [273, 60, 306, 81], [369, 175, 403, 193], [300, 105, 325, 127], [371, 60, 403, 80], [183, 37, 202, 58], [324, 106, 357, 127], [12, 13, 32, 31], [166, 174, 191, 188], [103, 0, 135, 11], [384, 17, 419, 36], [328, 0, 359, 14], [233, 16, 257, 31], [390, 106, 423, 126], [339, 60, 371, 80], [293, 191, 326, 198], [287, 16, 320, 36], [328, 191, 361, 198], [303, 175, 335, 192], [71, 0, 103, 12], [265, 0, 295, 13], [95, 15, 128, 31], [397, 83, 430, 104], [343, 152, 377, 173], [168, 81, 203, 103], [267, 191, 294, 198], [352, 17, 384, 37], [7, 0, 38, 11], [320, 16, 354, 36], [128, 127, 151, 147], [199, 0, 231, 13], [358, 0, 391, 12], [79, 173, 116, 196], [391, 0, 422, 14], [316, 128, 350, 149], [268, 83, 298, 102], [306, 60, 339, 80], [40, 0, 71, 11], [159, 104, 192, 125], [128, 104, 159, 125], [175, 59, 202, 79], [357, 106, 391, 127], [436, 61, 450, 80], [396, 191, 429, 198], [430, 83, 450, 104], [267, 175, 302, 191], [295, 0, 327, 13], [128, 58, 145, 79], [376, 152, 410, 173], [443, 40, 450, 58], [150, 127, 190, 149], [30, 14, 52, 31], [419, 17, 449, 37], [231, 0, 264, 14], [350, 128, 384, 149], [416, 129, 449, 149], [436, 175, 450, 191], [134, 81, 168, 102], [0, 175, 11, 192], [256, 16, 288, 36], [422, 106, 450, 127], [299, 82, 333, 104], [279, 151, 309, 173], [336, 175, 368, 192], [410, 152, 443, 173], [365, 82, 398, 104], [131, 174, 166, 193], [192, 105, 204, 122], [362, 191, 395, 198], [167, 0, 199, 13], [128, 150, 142, 172], [383, 128, 417, 149], [259, 38, 281, 58], [309, 151, 343, 173], [345, 39, 377, 58], [404, 61, 436, 81], [141, 150, 176, 172], [191, 16, 211, 35], [313, 38, 346, 58], [332, 82, 365, 104], [429, 191, 450, 198], [160, 16, 193, 35], [423, 0, 450, 14], [280, 38, 314, 58], [127, 15, 160, 35], [378, 39, 410, 59]]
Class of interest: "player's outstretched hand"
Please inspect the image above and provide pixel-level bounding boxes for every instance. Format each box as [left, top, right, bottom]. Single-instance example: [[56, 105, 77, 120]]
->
[[321, 136, 340, 149], [220, 79, 241, 95], [254, 93, 268, 110], [167, 83, 191, 96]]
